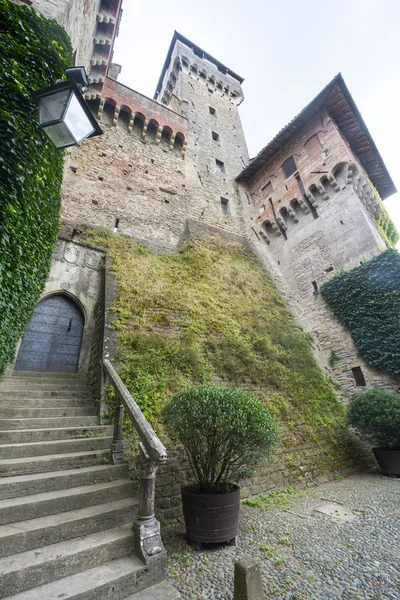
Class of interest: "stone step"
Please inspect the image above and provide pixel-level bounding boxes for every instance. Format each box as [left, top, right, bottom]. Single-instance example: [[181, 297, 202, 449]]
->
[[0, 496, 138, 557], [0, 524, 135, 596], [1, 555, 156, 600], [0, 425, 112, 444], [0, 436, 112, 459], [127, 582, 181, 600], [0, 477, 135, 524], [10, 372, 87, 380], [0, 389, 92, 399], [0, 396, 96, 407], [0, 416, 100, 430], [0, 449, 110, 476], [0, 381, 92, 392], [0, 478, 134, 524], [0, 406, 97, 418], [0, 463, 129, 500]]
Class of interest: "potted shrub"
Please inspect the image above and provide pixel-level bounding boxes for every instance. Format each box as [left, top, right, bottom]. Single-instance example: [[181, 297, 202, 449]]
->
[[348, 388, 400, 476], [163, 384, 279, 547]]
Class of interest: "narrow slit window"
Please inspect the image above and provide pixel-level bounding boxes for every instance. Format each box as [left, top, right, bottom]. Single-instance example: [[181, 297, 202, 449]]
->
[[113, 218, 120, 233], [212, 131, 219, 141], [282, 156, 297, 180], [352, 366, 366, 387], [209, 106, 216, 115], [221, 197, 229, 215], [312, 281, 318, 296], [215, 159, 225, 173]]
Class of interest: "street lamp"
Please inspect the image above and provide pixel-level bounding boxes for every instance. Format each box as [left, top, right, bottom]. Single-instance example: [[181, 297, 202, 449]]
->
[[32, 66, 103, 149]]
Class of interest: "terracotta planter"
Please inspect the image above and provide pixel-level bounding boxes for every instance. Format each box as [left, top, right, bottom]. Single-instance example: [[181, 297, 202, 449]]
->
[[372, 448, 400, 476], [181, 485, 240, 546]]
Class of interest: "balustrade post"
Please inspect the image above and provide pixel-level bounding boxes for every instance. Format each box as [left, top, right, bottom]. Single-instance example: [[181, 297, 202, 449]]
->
[[132, 443, 166, 565], [111, 397, 124, 463]]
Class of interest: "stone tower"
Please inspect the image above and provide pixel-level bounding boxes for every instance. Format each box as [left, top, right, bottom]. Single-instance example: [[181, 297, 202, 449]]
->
[[236, 74, 397, 393], [155, 32, 249, 239]]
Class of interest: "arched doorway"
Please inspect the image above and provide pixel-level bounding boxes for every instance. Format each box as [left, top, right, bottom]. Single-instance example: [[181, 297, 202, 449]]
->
[[15, 294, 84, 373]]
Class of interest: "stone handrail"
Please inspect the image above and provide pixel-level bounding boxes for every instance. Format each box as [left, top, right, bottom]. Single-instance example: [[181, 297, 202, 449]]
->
[[102, 358, 167, 565], [103, 358, 167, 463]]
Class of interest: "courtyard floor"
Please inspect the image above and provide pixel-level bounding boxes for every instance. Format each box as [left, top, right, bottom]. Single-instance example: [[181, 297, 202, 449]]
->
[[163, 471, 400, 600]]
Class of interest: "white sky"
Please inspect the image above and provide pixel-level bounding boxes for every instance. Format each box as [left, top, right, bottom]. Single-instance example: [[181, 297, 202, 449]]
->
[[113, 0, 400, 247]]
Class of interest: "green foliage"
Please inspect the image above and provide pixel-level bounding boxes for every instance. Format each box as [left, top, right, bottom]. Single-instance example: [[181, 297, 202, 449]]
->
[[348, 388, 400, 449], [82, 231, 348, 470], [163, 384, 279, 493], [328, 350, 340, 368], [243, 487, 301, 510], [0, 0, 72, 376], [320, 250, 400, 378], [369, 183, 400, 249]]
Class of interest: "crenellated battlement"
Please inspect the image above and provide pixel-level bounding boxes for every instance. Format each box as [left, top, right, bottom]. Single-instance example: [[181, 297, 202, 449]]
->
[[257, 161, 382, 245], [155, 33, 244, 107], [87, 77, 188, 156]]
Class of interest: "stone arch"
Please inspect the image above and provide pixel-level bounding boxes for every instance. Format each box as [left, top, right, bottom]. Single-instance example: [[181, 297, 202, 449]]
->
[[207, 76, 215, 91], [161, 125, 172, 146], [14, 292, 85, 373], [278, 207, 289, 230], [261, 219, 275, 238], [146, 118, 159, 142], [117, 105, 131, 129], [132, 112, 145, 137], [190, 64, 198, 78], [101, 98, 116, 123], [216, 81, 223, 95], [181, 57, 190, 73], [199, 70, 207, 84], [174, 131, 185, 151], [309, 183, 326, 204], [320, 175, 336, 199], [289, 199, 301, 222]]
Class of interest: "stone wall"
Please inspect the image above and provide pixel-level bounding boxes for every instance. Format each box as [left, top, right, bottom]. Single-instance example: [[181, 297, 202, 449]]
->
[[12, 0, 102, 68], [240, 109, 398, 397]]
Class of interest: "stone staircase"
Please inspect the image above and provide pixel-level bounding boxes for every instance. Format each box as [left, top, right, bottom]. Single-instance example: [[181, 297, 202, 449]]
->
[[0, 372, 179, 600]]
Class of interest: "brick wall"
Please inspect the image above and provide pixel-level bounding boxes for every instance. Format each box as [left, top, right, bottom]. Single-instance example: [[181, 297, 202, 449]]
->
[[241, 110, 398, 397]]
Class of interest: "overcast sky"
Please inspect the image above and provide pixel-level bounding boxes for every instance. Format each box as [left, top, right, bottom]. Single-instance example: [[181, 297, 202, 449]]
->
[[113, 0, 400, 246]]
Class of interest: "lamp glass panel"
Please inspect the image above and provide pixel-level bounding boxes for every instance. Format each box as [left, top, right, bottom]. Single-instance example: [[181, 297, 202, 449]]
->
[[38, 88, 71, 125], [64, 92, 95, 143], [43, 122, 75, 149]]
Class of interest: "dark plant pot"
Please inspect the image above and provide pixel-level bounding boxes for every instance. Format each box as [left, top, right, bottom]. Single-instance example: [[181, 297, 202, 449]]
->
[[181, 485, 240, 545], [373, 447, 400, 476]]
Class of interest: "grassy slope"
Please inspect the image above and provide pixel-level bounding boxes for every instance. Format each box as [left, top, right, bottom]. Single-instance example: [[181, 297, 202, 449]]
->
[[85, 230, 347, 461]]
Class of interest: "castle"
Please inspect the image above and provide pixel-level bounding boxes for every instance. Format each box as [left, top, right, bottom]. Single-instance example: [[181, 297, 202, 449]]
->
[[10, 0, 397, 395], [1, 2, 398, 598]]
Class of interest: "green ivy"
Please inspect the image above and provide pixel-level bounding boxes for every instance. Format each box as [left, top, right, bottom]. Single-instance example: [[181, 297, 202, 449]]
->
[[0, 0, 72, 376], [320, 250, 400, 378]]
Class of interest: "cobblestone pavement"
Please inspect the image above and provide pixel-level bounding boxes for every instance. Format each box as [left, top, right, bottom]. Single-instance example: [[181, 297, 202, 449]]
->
[[163, 472, 400, 600]]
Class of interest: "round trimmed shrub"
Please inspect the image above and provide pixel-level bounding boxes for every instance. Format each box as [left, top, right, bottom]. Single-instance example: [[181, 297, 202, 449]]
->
[[348, 388, 400, 449], [163, 384, 279, 493]]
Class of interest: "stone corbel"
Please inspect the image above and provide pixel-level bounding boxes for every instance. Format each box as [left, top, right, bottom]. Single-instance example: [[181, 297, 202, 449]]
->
[[169, 132, 176, 150], [155, 126, 163, 144], [316, 182, 329, 201], [328, 174, 340, 193], [112, 105, 120, 126], [97, 98, 105, 120], [142, 118, 149, 140], [128, 112, 135, 134]]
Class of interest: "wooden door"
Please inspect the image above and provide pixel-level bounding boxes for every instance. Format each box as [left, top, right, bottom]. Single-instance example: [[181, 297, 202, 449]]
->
[[15, 295, 84, 373]]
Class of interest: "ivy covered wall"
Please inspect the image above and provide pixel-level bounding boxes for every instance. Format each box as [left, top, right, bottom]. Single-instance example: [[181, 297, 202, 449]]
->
[[0, 0, 72, 376], [320, 250, 400, 379]]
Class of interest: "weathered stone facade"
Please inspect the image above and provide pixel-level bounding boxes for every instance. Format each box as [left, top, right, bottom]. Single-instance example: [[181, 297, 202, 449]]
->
[[9, 2, 399, 516]]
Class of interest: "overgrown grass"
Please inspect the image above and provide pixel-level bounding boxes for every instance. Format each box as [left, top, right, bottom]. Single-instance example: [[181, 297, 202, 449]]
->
[[83, 230, 346, 447]]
